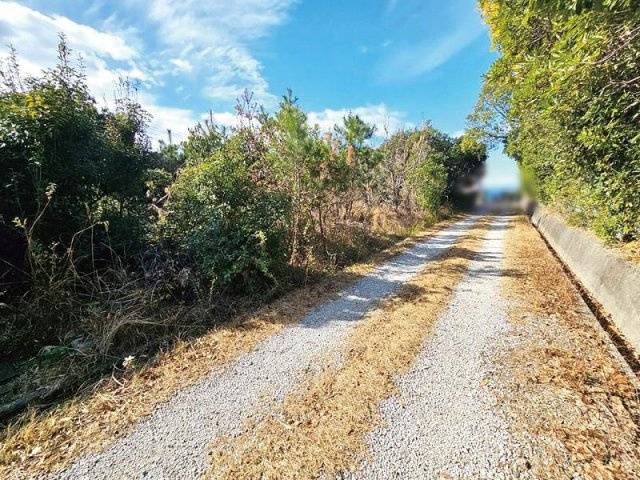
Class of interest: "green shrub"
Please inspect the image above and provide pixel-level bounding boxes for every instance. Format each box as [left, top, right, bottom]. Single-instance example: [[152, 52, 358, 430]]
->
[[0, 39, 151, 259], [162, 142, 291, 293], [411, 159, 448, 213]]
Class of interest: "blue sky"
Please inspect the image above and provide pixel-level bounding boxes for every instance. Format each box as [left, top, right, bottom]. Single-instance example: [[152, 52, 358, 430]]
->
[[0, 0, 518, 188]]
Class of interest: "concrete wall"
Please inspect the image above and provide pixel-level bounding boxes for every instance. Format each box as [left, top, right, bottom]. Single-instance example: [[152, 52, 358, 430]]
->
[[529, 205, 640, 352]]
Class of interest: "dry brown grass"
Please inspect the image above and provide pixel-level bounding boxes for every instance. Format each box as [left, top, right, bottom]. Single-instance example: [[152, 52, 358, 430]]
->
[[615, 239, 640, 266], [0, 216, 462, 480], [204, 219, 489, 480], [499, 216, 640, 480], [368, 204, 435, 236]]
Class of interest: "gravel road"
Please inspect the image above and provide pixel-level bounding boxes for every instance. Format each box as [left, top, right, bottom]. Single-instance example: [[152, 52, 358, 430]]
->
[[52, 217, 478, 480], [346, 215, 535, 480]]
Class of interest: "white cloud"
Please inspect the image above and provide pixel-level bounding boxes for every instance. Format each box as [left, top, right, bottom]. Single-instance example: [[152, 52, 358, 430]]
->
[[141, 94, 198, 146], [145, 0, 296, 105], [307, 104, 411, 139], [0, 1, 146, 102], [170, 58, 193, 73], [0, 2, 136, 62], [141, 94, 238, 146], [209, 111, 239, 129], [202, 47, 270, 102], [46, 16, 135, 61], [147, 0, 294, 43]]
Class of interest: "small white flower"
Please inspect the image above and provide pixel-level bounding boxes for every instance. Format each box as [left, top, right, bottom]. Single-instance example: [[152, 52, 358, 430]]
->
[[122, 355, 136, 369]]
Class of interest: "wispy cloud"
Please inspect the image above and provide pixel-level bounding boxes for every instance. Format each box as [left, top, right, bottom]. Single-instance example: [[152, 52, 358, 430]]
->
[[376, 2, 486, 83], [169, 58, 193, 74], [376, 27, 484, 83], [145, 0, 296, 107]]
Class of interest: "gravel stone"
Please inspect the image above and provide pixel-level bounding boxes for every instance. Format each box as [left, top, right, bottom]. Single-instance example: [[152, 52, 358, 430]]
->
[[51, 217, 478, 480], [346, 215, 535, 480]]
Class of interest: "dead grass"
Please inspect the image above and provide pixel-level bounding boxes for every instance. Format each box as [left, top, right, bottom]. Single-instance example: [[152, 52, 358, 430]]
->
[[0, 216, 461, 480], [499, 216, 640, 479], [204, 219, 489, 480], [615, 239, 640, 266], [368, 204, 436, 236]]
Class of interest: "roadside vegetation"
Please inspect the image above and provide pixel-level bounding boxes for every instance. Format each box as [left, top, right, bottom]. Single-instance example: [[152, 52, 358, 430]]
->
[[470, 0, 640, 243], [0, 39, 485, 421], [0, 221, 463, 477]]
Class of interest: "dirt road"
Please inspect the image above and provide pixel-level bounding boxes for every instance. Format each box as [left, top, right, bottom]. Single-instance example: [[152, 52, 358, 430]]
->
[[37, 215, 640, 479]]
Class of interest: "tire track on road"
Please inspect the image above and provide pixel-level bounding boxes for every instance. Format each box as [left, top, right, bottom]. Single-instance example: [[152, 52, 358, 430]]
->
[[204, 218, 490, 480], [347, 215, 534, 480]]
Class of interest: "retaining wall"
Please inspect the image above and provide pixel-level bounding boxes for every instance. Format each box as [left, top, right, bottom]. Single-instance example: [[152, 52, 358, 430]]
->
[[529, 205, 640, 352]]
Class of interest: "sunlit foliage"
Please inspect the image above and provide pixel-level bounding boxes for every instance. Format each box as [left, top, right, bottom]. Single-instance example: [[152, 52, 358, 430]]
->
[[472, 0, 640, 241]]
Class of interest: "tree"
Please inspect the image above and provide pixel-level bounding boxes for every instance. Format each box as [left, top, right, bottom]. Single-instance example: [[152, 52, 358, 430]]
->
[[183, 112, 225, 166], [474, 0, 640, 241], [266, 91, 329, 264], [332, 114, 381, 217], [0, 37, 151, 259], [379, 130, 415, 210]]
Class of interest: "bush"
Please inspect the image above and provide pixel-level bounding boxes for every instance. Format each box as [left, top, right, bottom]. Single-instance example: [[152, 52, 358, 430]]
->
[[0, 40, 151, 265], [162, 142, 291, 293]]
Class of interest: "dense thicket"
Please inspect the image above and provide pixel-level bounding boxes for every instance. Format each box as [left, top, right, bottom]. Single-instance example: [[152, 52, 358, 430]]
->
[[0, 40, 485, 367], [471, 0, 640, 242]]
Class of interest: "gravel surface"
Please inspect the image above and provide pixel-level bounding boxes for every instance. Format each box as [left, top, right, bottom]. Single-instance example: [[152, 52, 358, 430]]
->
[[51, 217, 478, 480], [347, 216, 535, 480]]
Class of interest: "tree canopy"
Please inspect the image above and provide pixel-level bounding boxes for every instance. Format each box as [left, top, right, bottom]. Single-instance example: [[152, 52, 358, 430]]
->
[[471, 0, 640, 242]]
